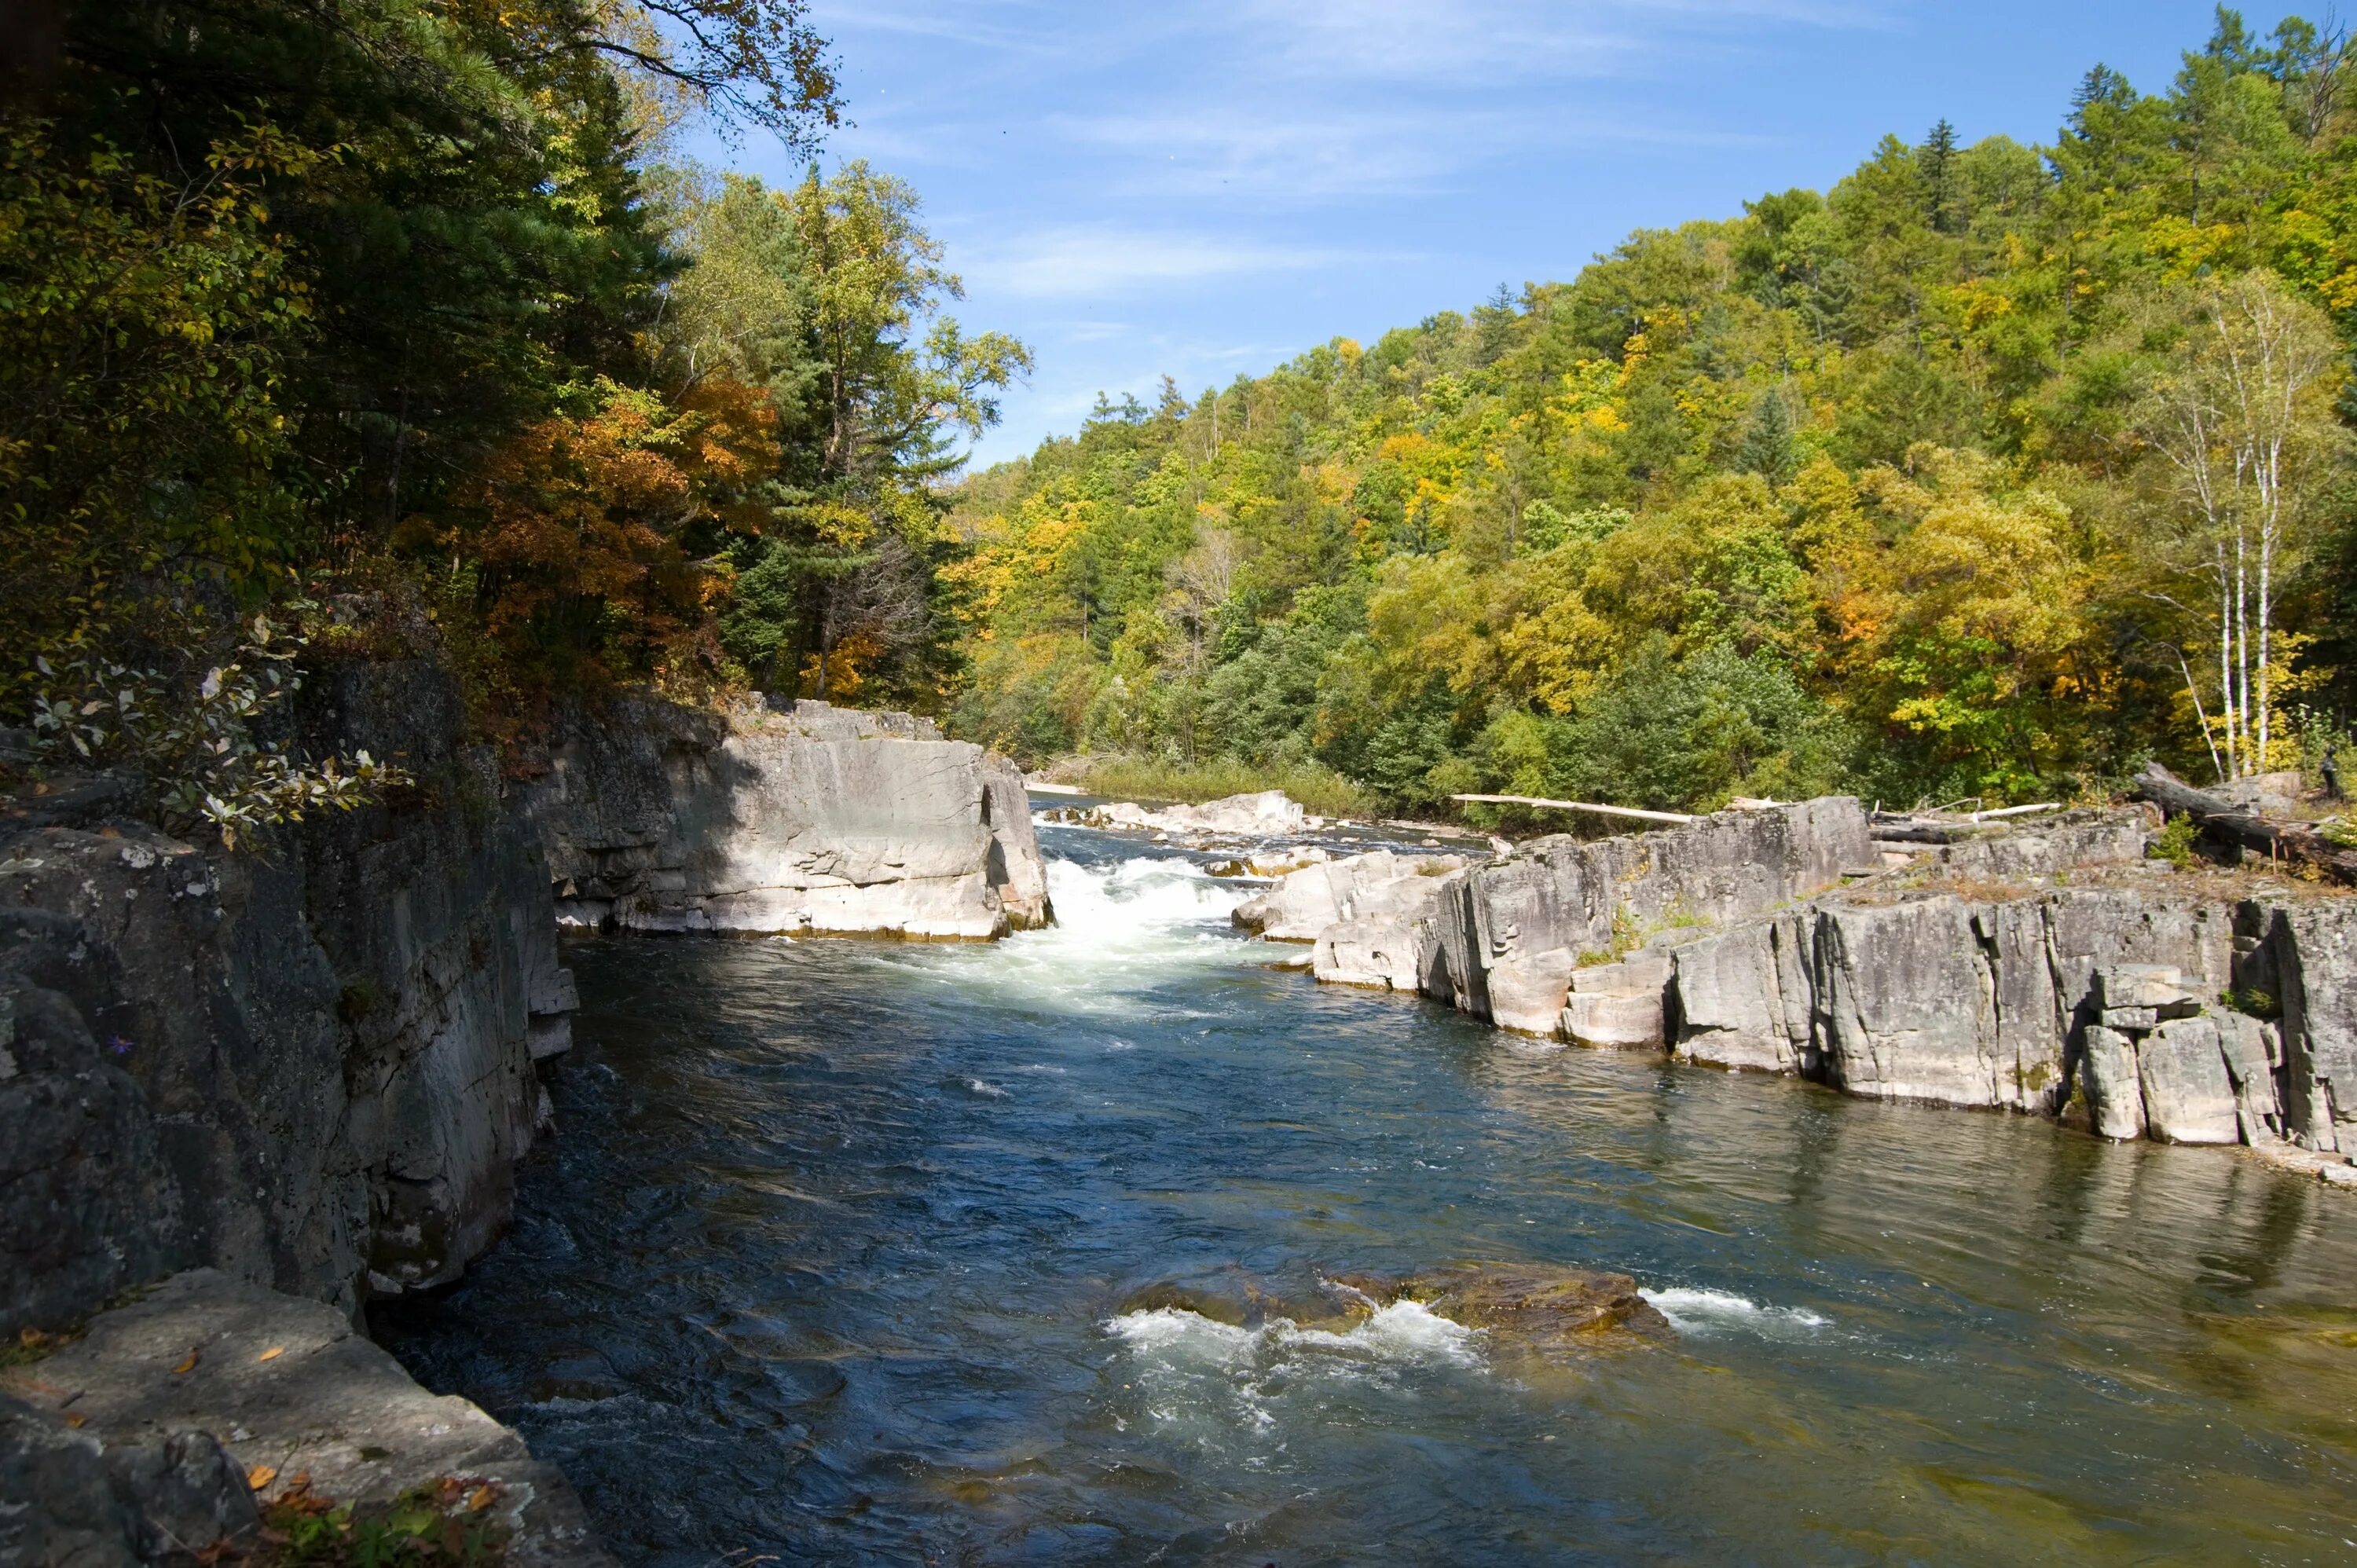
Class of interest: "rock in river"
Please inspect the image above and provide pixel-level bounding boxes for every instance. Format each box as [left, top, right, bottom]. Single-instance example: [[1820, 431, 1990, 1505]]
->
[[1334, 1263, 1673, 1345]]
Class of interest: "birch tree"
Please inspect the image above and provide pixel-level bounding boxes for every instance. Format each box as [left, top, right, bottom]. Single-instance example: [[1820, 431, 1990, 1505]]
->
[[2134, 271, 2344, 777]]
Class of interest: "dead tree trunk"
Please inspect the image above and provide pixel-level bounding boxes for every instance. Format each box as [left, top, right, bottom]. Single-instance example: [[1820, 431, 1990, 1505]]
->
[[2132, 763, 2357, 885]]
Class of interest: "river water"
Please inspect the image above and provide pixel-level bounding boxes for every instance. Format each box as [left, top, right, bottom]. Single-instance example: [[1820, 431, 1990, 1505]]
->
[[378, 826, 2357, 1566]]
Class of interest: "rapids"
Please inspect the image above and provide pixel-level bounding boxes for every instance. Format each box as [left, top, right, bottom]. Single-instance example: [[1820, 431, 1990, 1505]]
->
[[377, 824, 2357, 1565]]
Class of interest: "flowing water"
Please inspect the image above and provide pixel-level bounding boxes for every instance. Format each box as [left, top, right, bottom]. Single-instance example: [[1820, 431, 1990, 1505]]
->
[[378, 826, 2357, 1566]]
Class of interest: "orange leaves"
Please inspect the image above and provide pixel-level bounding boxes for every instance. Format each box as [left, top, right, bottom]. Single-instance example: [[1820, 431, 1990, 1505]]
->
[[441, 376, 781, 694]]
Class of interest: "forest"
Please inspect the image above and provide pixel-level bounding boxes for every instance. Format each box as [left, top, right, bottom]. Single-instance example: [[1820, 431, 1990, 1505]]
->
[[7, 2, 2357, 832], [0, 0, 1019, 837], [948, 9, 2357, 818]]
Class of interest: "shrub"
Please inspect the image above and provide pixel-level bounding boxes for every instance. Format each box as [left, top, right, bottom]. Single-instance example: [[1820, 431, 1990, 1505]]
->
[[22, 613, 409, 849]]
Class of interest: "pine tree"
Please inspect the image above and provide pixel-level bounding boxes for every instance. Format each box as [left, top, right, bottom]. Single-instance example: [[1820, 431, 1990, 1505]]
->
[[1921, 118, 1960, 233], [1734, 390, 1800, 482]]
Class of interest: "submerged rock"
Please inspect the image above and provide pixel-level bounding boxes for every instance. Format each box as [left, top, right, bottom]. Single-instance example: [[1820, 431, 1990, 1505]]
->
[[1333, 1264, 1672, 1344]]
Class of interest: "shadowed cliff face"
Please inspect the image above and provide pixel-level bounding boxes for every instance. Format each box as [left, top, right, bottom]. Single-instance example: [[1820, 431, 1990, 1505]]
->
[[530, 696, 1052, 938], [0, 658, 577, 1332], [381, 827, 2357, 1566]]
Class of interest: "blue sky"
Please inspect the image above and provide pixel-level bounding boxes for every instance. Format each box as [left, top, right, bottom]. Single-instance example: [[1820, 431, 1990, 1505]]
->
[[702, 2, 2304, 468]]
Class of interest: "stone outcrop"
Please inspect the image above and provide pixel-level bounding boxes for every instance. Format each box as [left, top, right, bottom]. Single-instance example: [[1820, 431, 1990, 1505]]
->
[[529, 696, 1050, 939], [1423, 797, 1871, 1035], [1047, 789, 1314, 843], [1238, 797, 2357, 1169], [1248, 800, 1871, 1034], [1, 658, 577, 1336], [1652, 853, 2357, 1157], [2, 1269, 610, 1566], [1332, 1264, 1672, 1344]]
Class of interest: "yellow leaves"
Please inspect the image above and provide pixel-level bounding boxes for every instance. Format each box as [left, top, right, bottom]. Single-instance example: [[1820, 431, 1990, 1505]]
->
[[257, 1345, 285, 1362], [171, 1349, 199, 1374], [247, 1465, 280, 1492], [2142, 215, 2242, 283]]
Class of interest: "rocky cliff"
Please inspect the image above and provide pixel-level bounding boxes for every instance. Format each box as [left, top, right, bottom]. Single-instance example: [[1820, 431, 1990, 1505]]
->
[[529, 696, 1051, 939], [2, 658, 577, 1339], [1250, 801, 2357, 1168], [1247, 800, 1871, 1035]]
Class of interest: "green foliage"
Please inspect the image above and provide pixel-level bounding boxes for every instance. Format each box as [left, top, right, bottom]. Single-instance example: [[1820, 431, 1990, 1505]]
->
[[258, 1475, 509, 1566], [22, 614, 410, 849], [2150, 812, 2202, 867], [944, 9, 2357, 814]]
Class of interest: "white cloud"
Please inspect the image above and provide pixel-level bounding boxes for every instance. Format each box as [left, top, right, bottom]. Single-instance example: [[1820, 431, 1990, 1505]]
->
[[959, 227, 1378, 299]]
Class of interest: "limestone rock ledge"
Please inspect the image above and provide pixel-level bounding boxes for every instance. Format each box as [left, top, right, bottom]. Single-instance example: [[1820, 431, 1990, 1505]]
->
[[1, 1269, 610, 1566], [530, 696, 1051, 939]]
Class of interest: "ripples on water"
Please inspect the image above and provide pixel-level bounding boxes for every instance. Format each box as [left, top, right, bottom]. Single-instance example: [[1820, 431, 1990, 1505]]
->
[[376, 829, 2357, 1566]]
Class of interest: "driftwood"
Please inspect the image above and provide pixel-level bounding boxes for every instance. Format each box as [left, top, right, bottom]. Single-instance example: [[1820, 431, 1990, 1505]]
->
[[1868, 822, 1970, 845], [1452, 794, 1696, 825], [2132, 763, 2357, 885]]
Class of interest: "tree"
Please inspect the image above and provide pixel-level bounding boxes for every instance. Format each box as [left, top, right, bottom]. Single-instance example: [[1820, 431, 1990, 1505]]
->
[[2134, 271, 2345, 774], [1921, 118, 1961, 234]]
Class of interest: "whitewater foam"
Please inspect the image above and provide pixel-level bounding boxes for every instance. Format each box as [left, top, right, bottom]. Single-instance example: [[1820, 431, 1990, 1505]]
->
[[1103, 1299, 1483, 1448], [1640, 1287, 1831, 1337]]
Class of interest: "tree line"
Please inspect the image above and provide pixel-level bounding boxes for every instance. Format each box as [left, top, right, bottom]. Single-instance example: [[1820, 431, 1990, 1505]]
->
[[947, 9, 2357, 815], [2, 0, 1016, 793]]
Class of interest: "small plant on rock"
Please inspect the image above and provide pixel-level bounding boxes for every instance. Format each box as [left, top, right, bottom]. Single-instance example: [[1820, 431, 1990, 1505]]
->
[[2148, 812, 2201, 869], [21, 612, 409, 849]]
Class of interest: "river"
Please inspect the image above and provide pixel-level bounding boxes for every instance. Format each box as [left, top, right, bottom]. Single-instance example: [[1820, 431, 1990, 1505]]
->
[[376, 825, 2357, 1565]]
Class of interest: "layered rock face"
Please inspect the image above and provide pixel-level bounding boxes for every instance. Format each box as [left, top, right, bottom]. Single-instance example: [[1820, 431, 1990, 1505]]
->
[[1, 658, 577, 1336], [530, 697, 1050, 939], [1263, 800, 1868, 1034], [1655, 817, 2354, 1153], [1243, 800, 2357, 1160], [1425, 797, 1871, 1034]]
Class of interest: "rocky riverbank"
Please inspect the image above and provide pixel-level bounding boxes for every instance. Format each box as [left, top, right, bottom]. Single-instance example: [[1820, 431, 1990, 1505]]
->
[[1, 667, 1043, 1560], [1229, 796, 2357, 1178]]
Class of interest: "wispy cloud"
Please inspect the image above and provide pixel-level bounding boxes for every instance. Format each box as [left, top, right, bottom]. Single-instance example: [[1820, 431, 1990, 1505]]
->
[[960, 226, 1379, 299]]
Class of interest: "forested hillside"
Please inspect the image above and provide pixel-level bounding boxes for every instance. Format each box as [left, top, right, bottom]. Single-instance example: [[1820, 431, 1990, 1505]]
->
[[2, 0, 1016, 834], [948, 9, 2357, 816]]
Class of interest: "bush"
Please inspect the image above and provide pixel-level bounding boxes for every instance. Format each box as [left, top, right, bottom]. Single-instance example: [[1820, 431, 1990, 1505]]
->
[[21, 612, 409, 849]]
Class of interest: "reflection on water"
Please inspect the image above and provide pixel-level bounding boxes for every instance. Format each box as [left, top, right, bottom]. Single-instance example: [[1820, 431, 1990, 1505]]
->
[[376, 829, 2357, 1566]]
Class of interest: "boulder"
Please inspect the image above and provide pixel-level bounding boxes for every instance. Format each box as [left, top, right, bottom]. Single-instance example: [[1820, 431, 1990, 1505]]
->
[[1562, 953, 1673, 1048], [2080, 1024, 2146, 1140], [2135, 1014, 2243, 1145], [1813, 897, 2007, 1107], [1333, 1263, 1671, 1344], [1667, 916, 1814, 1072], [1417, 798, 1871, 1037], [1, 1390, 258, 1568], [1, 1269, 611, 1566], [1930, 808, 2151, 880], [2263, 902, 2357, 1151], [1236, 849, 1462, 943], [530, 694, 1051, 939], [1054, 790, 1311, 841]]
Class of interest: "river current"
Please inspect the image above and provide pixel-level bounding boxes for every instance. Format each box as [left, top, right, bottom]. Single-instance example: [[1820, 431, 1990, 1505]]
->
[[378, 825, 2357, 1565]]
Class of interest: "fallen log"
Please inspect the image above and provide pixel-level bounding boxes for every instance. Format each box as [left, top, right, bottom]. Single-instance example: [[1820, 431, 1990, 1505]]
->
[[2132, 763, 2357, 885], [1452, 794, 1696, 825], [1868, 823, 1972, 844]]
